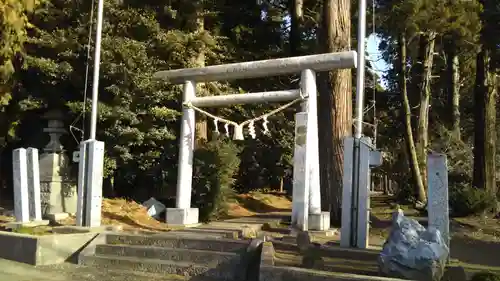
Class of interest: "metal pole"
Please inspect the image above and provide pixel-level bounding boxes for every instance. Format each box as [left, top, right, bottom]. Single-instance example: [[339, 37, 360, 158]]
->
[[351, 0, 367, 247], [89, 0, 104, 140], [354, 0, 367, 139]]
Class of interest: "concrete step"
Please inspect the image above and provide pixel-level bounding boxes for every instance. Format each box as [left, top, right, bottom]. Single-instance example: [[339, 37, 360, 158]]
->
[[80, 254, 237, 281], [96, 244, 240, 266], [172, 228, 240, 239], [105, 233, 250, 253], [153, 231, 226, 239]]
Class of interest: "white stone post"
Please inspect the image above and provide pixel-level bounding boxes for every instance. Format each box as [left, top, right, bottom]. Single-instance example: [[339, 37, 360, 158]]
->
[[427, 153, 450, 250], [291, 112, 309, 231], [76, 140, 105, 227], [26, 148, 42, 221], [13, 148, 30, 223], [301, 69, 330, 231], [301, 69, 321, 215], [166, 80, 199, 226]]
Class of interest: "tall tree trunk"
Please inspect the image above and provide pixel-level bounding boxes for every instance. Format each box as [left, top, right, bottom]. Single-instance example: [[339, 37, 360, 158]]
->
[[186, 3, 207, 145], [318, 0, 352, 225], [289, 0, 303, 56], [399, 34, 426, 203], [473, 48, 497, 198], [415, 31, 436, 197], [448, 48, 461, 138]]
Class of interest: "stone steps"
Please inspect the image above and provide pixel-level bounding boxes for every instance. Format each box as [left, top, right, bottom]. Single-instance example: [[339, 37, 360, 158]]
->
[[80, 254, 237, 281], [174, 228, 240, 239], [80, 231, 257, 281], [96, 244, 240, 266], [105, 233, 249, 252]]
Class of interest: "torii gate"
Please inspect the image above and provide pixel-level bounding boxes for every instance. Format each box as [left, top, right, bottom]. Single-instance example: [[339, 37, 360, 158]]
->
[[153, 52, 359, 232]]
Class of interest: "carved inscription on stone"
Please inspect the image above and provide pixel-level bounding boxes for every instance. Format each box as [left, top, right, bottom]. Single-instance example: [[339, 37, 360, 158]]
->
[[62, 182, 76, 198], [40, 182, 51, 215]]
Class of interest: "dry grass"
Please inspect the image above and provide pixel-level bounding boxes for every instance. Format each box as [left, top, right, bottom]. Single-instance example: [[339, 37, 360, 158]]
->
[[59, 198, 172, 232], [226, 192, 292, 218], [0, 191, 293, 234]]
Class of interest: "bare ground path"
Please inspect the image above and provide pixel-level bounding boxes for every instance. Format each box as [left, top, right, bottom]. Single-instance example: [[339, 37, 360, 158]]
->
[[0, 259, 187, 281]]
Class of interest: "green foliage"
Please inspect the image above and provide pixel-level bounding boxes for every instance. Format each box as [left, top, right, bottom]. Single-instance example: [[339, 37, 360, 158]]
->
[[0, 0, 39, 103], [449, 181, 497, 217], [470, 272, 500, 281], [192, 135, 241, 222], [431, 125, 473, 180]]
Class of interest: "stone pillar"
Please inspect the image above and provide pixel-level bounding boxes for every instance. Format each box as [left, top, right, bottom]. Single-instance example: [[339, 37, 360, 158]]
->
[[427, 153, 450, 250], [13, 148, 29, 223], [300, 69, 330, 231], [166, 80, 199, 226], [291, 112, 309, 231], [76, 140, 105, 227], [39, 110, 77, 221], [26, 148, 42, 221], [301, 69, 321, 215]]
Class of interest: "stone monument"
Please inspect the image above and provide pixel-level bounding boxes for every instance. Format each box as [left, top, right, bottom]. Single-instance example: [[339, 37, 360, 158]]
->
[[10, 147, 48, 230], [39, 110, 77, 221], [13, 148, 29, 223], [427, 153, 450, 250]]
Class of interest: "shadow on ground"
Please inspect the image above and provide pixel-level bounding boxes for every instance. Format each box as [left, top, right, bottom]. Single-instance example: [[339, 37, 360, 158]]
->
[[450, 235, 500, 267]]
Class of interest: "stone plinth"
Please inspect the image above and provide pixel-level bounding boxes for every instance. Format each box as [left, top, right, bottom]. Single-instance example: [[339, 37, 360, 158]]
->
[[309, 212, 330, 231], [166, 208, 199, 226]]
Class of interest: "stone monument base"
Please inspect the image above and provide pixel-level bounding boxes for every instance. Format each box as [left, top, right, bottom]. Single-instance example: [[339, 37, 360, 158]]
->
[[45, 213, 71, 222], [309, 211, 330, 231], [166, 208, 199, 226], [6, 220, 50, 231]]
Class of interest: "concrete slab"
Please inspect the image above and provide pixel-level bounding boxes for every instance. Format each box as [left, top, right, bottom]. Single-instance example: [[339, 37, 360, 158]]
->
[[5, 220, 50, 230], [52, 225, 123, 234], [0, 231, 97, 265]]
